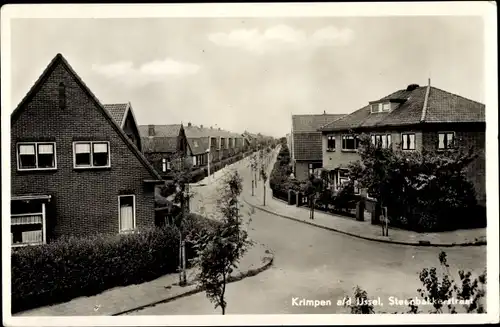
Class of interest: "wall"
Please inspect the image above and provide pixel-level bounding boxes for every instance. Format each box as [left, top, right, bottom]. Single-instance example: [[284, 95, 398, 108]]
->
[[322, 130, 424, 170], [11, 63, 156, 241]]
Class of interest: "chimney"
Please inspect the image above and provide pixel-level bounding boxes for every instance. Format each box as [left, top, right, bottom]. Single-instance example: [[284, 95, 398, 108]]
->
[[218, 128, 221, 131], [148, 124, 155, 136], [428, 78, 431, 86], [323, 110, 326, 114], [200, 124, 203, 129], [188, 122, 192, 127], [210, 126, 213, 129]]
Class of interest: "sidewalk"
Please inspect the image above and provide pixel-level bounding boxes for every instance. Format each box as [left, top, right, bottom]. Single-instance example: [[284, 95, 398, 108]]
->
[[243, 150, 486, 247], [15, 243, 274, 316]]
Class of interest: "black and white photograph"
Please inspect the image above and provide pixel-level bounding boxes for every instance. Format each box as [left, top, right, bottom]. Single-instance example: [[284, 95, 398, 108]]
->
[[1, 2, 498, 326]]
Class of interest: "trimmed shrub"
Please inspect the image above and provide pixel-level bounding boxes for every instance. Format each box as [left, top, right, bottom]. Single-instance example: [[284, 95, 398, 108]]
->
[[11, 214, 216, 313]]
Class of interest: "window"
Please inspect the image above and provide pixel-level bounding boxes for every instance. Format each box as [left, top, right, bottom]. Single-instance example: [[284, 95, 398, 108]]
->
[[371, 134, 392, 149], [73, 141, 110, 168], [327, 135, 336, 151], [438, 132, 455, 150], [371, 102, 391, 113], [193, 140, 198, 147], [341, 135, 359, 151], [119, 195, 136, 233], [11, 199, 47, 247], [193, 155, 197, 166], [308, 163, 314, 176], [17, 142, 57, 170], [401, 133, 416, 150], [162, 158, 167, 172]]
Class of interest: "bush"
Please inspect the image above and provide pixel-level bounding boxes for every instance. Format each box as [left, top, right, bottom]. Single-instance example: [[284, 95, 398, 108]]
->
[[348, 134, 483, 232], [11, 214, 215, 313]]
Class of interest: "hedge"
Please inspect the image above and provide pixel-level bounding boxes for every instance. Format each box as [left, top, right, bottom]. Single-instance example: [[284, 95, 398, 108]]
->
[[11, 213, 216, 313]]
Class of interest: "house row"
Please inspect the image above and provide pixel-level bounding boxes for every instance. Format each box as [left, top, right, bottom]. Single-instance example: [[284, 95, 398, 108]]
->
[[139, 123, 249, 178], [290, 80, 486, 208], [9, 53, 263, 247]]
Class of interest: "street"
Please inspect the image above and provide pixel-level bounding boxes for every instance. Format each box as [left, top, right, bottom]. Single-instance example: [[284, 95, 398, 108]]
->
[[130, 151, 487, 315]]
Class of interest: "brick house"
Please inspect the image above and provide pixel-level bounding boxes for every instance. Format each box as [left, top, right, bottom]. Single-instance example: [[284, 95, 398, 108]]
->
[[104, 102, 142, 151], [139, 123, 245, 176], [319, 80, 486, 208], [138, 124, 190, 177], [291, 112, 345, 181], [10, 53, 163, 247]]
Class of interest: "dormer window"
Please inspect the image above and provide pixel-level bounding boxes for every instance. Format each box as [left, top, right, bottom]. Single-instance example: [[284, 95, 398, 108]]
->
[[370, 102, 391, 113]]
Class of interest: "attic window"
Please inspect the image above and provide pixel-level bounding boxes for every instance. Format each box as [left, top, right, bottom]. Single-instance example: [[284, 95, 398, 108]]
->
[[370, 102, 391, 113], [58, 82, 66, 109]]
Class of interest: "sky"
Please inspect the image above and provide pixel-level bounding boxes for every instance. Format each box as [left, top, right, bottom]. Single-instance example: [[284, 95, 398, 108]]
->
[[10, 16, 484, 138]]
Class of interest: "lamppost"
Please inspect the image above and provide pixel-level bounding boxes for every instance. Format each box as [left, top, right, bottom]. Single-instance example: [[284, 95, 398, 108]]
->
[[206, 148, 211, 183]]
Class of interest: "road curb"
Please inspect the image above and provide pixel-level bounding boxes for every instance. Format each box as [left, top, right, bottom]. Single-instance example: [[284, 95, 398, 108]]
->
[[112, 247, 274, 316], [242, 197, 486, 248]]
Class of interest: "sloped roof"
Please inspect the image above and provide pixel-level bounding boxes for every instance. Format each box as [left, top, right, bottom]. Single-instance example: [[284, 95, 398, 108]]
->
[[138, 124, 181, 153], [292, 114, 345, 133], [11, 53, 162, 180], [320, 85, 485, 132], [103, 103, 129, 126], [139, 123, 244, 154]]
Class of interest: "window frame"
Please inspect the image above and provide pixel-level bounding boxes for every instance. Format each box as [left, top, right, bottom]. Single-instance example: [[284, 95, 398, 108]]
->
[[437, 131, 455, 151], [17, 141, 57, 171], [401, 133, 416, 151], [118, 194, 136, 233], [371, 133, 392, 149], [341, 134, 359, 152], [73, 141, 111, 169], [11, 200, 47, 247], [326, 135, 336, 152], [308, 163, 314, 176]]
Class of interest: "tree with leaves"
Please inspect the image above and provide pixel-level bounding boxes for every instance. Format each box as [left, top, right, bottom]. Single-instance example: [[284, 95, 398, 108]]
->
[[348, 133, 479, 232], [190, 170, 253, 315]]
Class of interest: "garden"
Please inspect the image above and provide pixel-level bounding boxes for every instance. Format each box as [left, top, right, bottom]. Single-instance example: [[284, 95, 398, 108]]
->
[[11, 213, 217, 313], [269, 136, 486, 233]]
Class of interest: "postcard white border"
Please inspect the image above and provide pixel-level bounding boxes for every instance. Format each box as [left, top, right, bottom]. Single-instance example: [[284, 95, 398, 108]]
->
[[2, 2, 498, 326]]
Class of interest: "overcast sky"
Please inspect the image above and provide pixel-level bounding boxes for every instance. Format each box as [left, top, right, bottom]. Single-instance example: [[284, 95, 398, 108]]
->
[[10, 16, 484, 138]]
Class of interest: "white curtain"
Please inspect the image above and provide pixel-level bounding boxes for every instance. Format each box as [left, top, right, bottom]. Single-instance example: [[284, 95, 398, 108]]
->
[[75, 143, 91, 154], [38, 144, 53, 154], [387, 135, 392, 146], [409, 134, 415, 149], [93, 143, 108, 153], [438, 133, 445, 148], [381, 135, 387, 148], [19, 145, 35, 155], [120, 202, 134, 231], [402, 135, 408, 149], [22, 230, 42, 243]]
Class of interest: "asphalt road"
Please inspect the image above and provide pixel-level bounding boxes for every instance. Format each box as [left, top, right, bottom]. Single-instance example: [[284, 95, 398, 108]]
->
[[129, 151, 487, 315]]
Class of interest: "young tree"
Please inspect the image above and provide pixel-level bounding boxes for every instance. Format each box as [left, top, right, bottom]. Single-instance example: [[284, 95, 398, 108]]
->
[[190, 170, 253, 315], [249, 154, 258, 196], [260, 166, 268, 206], [167, 151, 195, 286], [302, 174, 323, 220]]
